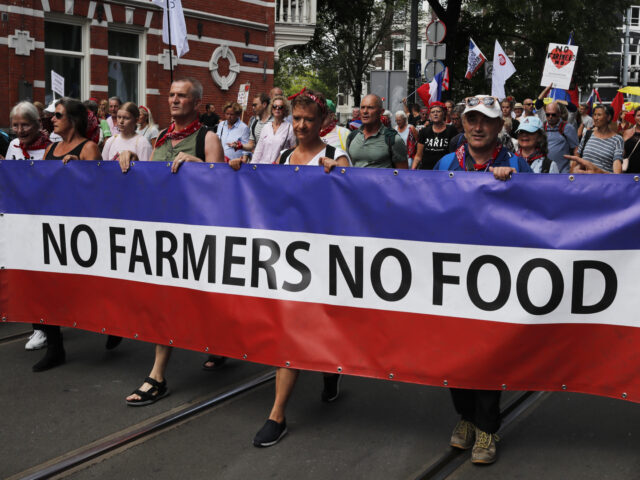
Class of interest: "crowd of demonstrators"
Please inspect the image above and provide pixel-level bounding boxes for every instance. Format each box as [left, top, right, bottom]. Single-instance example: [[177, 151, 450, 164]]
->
[[4, 75, 638, 464]]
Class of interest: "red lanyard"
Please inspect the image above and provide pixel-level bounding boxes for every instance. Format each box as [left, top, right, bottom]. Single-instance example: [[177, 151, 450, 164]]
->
[[456, 143, 502, 171]]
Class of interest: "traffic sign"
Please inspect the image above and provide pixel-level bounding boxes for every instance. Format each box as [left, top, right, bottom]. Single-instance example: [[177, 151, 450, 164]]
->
[[426, 19, 446, 44], [424, 60, 445, 82]]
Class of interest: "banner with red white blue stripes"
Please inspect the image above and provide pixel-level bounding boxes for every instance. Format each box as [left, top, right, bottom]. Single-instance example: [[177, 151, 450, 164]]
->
[[1, 160, 640, 401]]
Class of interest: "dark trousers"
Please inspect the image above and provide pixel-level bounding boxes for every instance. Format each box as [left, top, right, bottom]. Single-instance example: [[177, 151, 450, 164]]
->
[[450, 388, 501, 434], [40, 325, 63, 350]]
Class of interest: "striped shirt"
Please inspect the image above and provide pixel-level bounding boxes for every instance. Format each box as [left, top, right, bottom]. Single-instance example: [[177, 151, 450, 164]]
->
[[579, 133, 623, 173]]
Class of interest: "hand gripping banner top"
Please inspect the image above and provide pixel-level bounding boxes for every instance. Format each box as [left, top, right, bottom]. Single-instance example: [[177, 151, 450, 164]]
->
[[1, 160, 640, 401]]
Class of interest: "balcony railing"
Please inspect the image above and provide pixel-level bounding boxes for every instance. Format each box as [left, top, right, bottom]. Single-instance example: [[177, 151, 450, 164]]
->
[[275, 0, 317, 26]]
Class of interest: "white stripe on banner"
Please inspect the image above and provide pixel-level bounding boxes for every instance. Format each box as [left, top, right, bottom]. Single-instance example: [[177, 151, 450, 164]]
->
[[3, 213, 636, 327]]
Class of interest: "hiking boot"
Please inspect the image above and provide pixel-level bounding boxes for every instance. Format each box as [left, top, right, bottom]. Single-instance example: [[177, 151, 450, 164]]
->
[[449, 419, 475, 450], [471, 428, 499, 464]]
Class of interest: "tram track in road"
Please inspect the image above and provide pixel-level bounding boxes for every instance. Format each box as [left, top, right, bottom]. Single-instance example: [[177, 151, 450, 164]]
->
[[412, 390, 549, 480], [0, 325, 33, 345], [9, 369, 276, 480]]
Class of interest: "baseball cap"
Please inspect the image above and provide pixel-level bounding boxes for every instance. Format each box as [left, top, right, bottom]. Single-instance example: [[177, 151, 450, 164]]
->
[[516, 116, 543, 133], [463, 95, 501, 119]]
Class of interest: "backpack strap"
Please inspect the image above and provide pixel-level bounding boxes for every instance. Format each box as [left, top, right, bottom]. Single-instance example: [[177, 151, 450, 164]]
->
[[195, 126, 209, 162], [579, 129, 593, 157], [325, 144, 336, 159], [384, 128, 396, 166], [279, 148, 295, 164], [250, 117, 259, 141], [345, 129, 359, 152], [541, 157, 552, 174]]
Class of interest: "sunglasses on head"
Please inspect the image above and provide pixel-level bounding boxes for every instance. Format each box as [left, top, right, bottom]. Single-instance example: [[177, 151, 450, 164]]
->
[[54, 112, 64, 119], [272, 105, 284, 110], [465, 96, 497, 107]]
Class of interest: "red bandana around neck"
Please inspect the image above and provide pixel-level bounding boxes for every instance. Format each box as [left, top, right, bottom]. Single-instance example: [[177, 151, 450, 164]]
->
[[155, 119, 202, 148], [319, 119, 338, 138], [517, 149, 544, 165], [456, 142, 502, 171], [20, 130, 51, 159]]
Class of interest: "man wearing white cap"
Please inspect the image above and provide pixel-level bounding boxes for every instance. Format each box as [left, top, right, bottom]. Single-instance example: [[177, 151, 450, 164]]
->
[[435, 95, 532, 179], [434, 95, 531, 465]]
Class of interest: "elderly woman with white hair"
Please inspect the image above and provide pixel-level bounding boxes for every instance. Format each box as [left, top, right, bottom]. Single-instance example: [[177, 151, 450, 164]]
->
[[395, 110, 418, 168], [6, 101, 51, 160]]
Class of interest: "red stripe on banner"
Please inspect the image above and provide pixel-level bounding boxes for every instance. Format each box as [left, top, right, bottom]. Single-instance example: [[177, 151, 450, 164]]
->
[[2, 269, 640, 402]]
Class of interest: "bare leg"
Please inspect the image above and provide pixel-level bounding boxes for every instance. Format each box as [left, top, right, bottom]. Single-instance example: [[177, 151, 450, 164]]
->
[[267, 367, 300, 423], [126, 344, 173, 401]]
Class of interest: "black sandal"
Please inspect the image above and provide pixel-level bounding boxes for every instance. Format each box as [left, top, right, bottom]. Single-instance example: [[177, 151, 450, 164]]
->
[[202, 355, 227, 371], [126, 376, 169, 406]]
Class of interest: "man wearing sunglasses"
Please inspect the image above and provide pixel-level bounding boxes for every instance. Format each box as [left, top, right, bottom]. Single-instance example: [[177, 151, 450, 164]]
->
[[518, 99, 536, 122], [434, 95, 531, 465], [542, 101, 579, 173]]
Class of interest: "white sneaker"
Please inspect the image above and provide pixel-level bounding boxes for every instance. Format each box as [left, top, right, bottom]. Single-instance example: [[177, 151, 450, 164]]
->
[[25, 330, 47, 350]]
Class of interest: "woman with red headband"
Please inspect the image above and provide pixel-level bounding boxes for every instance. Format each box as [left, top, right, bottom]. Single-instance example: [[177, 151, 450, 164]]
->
[[412, 101, 458, 170], [251, 89, 350, 449], [137, 104, 160, 146]]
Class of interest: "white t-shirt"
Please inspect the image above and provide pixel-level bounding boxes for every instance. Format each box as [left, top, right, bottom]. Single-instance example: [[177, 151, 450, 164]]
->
[[102, 133, 152, 162], [5, 138, 47, 160], [321, 125, 350, 151], [281, 146, 351, 166]]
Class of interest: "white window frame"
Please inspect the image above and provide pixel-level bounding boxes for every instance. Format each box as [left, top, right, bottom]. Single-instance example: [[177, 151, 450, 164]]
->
[[43, 14, 90, 100], [631, 6, 640, 27], [107, 24, 147, 105]]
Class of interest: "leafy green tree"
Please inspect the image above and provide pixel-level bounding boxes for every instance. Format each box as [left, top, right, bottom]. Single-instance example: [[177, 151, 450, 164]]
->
[[427, 0, 633, 100], [275, 0, 406, 106]]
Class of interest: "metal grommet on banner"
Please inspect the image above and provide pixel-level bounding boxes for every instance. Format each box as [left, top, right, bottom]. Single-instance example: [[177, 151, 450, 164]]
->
[[388, 373, 394, 379], [205, 346, 209, 352], [73, 322, 77, 327], [30, 161, 34, 166], [0, 266, 4, 270], [337, 366, 343, 373], [448, 172, 454, 178], [635, 176, 639, 182], [0, 213, 3, 217], [501, 384, 507, 390], [101, 328, 106, 333], [1, 317, 6, 322], [209, 164, 214, 169], [97, 162, 101, 167], [166, 162, 171, 167], [242, 354, 247, 359], [253, 165, 257, 170], [393, 170, 398, 176], [134, 333, 139, 339], [40, 318, 44, 324], [622, 392, 628, 399], [443, 379, 448, 386], [294, 166, 300, 172], [169, 339, 174, 345], [285, 361, 290, 367], [569, 175, 575, 182], [562, 384, 567, 390], [340, 168, 346, 174]]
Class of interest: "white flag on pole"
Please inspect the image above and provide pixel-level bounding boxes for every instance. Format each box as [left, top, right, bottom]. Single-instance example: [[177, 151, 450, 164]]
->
[[491, 40, 516, 100], [151, 0, 189, 58], [51, 70, 65, 98]]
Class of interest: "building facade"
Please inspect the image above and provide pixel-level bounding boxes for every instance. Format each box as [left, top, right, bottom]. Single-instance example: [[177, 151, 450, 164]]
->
[[0, 0, 316, 127]]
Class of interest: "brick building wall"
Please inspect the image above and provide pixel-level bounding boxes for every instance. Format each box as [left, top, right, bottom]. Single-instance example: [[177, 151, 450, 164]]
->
[[0, 0, 276, 128]]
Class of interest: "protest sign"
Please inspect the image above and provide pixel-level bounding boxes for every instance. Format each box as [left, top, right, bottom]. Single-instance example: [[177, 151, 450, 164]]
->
[[541, 43, 579, 90]]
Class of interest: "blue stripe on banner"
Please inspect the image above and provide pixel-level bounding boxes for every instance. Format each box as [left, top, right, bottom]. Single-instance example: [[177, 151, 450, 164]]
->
[[1, 160, 640, 250]]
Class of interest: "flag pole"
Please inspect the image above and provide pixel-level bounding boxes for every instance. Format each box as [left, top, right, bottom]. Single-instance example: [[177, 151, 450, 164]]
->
[[166, 0, 174, 82]]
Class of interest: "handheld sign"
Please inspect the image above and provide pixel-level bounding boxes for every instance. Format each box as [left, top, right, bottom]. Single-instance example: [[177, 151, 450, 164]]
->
[[540, 43, 578, 90], [51, 70, 65, 98], [237, 83, 250, 109]]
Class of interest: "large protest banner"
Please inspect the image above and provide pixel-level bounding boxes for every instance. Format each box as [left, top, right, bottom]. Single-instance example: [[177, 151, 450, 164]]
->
[[1, 161, 640, 401]]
